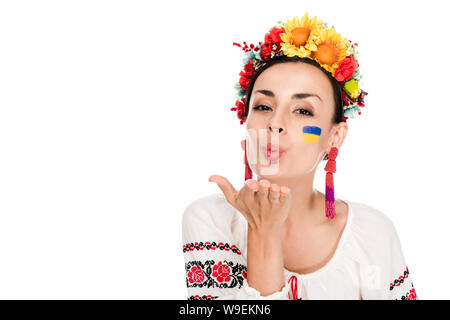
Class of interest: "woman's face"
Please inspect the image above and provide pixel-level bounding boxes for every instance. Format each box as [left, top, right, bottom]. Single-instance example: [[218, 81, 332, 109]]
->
[[246, 61, 347, 180]]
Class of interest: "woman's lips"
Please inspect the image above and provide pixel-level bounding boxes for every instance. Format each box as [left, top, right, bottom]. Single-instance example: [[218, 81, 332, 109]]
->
[[260, 144, 285, 161]]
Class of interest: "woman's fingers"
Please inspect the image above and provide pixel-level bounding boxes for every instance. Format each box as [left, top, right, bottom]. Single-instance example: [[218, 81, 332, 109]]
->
[[279, 186, 291, 205], [280, 186, 290, 197], [269, 183, 281, 202], [256, 179, 270, 208], [208, 175, 238, 206], [246, 179, 260, 192], [208, 175, 256, 227], [242, 179, 259, 211], [209, 175, 291, 230]]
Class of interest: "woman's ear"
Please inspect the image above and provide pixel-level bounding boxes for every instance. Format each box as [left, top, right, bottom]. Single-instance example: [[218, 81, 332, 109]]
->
[[327, 121, 348, 151]]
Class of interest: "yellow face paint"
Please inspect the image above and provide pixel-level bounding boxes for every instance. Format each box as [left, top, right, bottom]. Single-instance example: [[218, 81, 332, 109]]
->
[[301, 126, 321, 143]]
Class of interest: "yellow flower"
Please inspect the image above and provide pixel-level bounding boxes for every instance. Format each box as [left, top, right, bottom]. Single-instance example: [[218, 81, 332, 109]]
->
[[310, 28, 349, 76], [280, 12, 324, 58], [343, 79, 361, 99]]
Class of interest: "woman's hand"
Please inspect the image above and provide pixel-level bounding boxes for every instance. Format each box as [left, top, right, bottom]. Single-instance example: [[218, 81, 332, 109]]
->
[[208, 175, 292, 233]]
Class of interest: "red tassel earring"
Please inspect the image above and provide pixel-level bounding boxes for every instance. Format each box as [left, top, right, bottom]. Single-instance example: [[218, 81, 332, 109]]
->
[[324, 147, 339, 219], [244, 139, 253, 181]]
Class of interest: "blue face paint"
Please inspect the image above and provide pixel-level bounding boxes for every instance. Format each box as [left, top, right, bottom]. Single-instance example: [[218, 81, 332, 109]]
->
[[302, 126, 322, 135], [301, 126, 322, 143]]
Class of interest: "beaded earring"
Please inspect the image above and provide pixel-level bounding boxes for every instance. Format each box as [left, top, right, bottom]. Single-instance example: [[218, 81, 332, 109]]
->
[[324, 147, 339, 219]]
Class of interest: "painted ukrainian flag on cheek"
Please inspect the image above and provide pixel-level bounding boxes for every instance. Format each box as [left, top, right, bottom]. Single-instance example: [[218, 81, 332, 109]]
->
[[301, 126, 321, 143]]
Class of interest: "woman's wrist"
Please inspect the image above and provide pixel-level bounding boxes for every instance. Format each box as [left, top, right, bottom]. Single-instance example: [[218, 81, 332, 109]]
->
[[246, 224, 285, 296], [248, 223, 284, 240], [247, 225, 283, 262]]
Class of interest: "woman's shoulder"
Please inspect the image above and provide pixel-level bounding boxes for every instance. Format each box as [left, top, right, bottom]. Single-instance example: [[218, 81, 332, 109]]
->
[[337, 199, 402, 268], [344, 199, 398, 240], [181, 193, 247, 252], [341, 199, 413, 299], [182, 193, 244, 230]]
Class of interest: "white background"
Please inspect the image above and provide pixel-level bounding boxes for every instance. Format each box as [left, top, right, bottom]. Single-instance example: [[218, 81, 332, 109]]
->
[[0, 0, 448, 299]]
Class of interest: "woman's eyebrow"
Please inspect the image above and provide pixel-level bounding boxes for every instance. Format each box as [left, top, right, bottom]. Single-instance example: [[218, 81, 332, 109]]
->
[[255, 89, 322, 102]]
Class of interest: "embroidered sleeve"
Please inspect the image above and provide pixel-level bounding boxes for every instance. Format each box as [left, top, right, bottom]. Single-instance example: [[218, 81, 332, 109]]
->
[[386, 221, 418, 300], [181, 199, 289, 300], [389, 266, 417, 300]]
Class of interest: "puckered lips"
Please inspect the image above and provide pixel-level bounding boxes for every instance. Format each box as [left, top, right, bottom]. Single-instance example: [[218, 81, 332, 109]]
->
[[260, 143, 285, 161]]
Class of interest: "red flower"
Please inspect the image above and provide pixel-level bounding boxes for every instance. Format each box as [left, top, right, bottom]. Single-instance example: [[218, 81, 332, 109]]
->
[[242, 270, 247, 279], [187, 265, 205, 284], [261, 27, 284, 59], [334, 56, 359, 82], [243, 60, 255, 74], [408, 288, 417, 300], [239, 74, 251, 92], [264, 27, 285, 46], [231, 98, 247, 124], [260, 43, 272, 61], [238, 60, 255, 91], [212, 261, 231, 283]]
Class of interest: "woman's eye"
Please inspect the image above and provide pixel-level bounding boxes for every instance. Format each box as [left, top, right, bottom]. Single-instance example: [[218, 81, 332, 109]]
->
[[295, 108, 313, 116], [253, 105, 272, 111], [252, 105, 313, 116]]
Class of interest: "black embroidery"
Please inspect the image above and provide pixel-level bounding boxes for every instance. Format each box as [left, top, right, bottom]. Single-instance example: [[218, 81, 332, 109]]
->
[[185, 260, 247, 289], [389, 266, 409, 291], [395, 282, 417, 300], [188, 295, 219, 300], [183, 241, 242, 255]]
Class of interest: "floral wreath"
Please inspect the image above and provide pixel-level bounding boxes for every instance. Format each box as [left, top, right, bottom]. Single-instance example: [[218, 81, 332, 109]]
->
[[231, 12, 368, 125]]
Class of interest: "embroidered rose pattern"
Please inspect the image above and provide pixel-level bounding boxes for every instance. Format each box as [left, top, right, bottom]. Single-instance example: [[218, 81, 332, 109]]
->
[[187, 265, 205, 284], [408, 288, 417, 300], [212, 261, 231, 283], [185, 260, 247, 289]]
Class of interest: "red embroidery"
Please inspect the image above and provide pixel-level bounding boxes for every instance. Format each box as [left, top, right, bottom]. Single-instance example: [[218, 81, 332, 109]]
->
[[212, 261, 231, 283], [288, 275, 299, 300], [397, 284, 417, 300], [390, 266, 418, 300], [185, 260, 247, 289], [183, 241, 242, 255], [390, 266, 409, 290], [408, 288, 417, 300], [187, 265, 205, 284]]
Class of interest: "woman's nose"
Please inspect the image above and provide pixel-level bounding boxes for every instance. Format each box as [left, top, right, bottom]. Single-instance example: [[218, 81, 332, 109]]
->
[[269, 126, 283, 133], [268, 110, 286, 134]]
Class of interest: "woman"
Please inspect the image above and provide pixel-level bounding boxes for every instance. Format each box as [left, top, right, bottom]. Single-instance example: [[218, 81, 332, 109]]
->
[[182, 13, 417, 300]]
